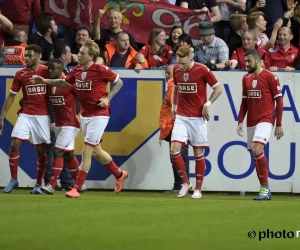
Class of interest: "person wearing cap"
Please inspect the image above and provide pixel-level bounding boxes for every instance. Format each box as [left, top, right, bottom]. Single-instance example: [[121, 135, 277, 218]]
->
[[196, 21, 229, 70]]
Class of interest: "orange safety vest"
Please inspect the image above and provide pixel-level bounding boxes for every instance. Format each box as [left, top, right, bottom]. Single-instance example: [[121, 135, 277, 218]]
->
[[159, 78, 174, 140], [3, 44, 26, 65], [104, 43, 148, 68]]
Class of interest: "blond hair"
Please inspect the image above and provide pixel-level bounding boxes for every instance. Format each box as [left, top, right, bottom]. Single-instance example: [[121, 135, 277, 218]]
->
[[230, 14, 247, 32], [176, 47, 191, 59], [246, 11, 265, 29], [82, 40, 100, 61]]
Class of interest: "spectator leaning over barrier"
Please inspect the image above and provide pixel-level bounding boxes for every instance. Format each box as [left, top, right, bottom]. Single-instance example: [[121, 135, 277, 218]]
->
[[196, 21, 229, 70], [246, 11, 283, 50], [228, 14, 248, 57], [104, 31, 148, 68], [0, 11, 13, 46], [180, 0, 221, 23], [133, 28, 173, 73], [264, 27, 299, 72], [93, 9, 139, 52], [3, 28, 28, 65], [166, 25, 184, 64], [223, 29, 265, 69]]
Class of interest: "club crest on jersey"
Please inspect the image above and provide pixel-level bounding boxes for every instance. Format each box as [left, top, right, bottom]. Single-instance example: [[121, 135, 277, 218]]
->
[[51, 87, 56, 95], [81, 72, 87, 80], [183, 73, 189, 82], [252, 80, 257, 88]]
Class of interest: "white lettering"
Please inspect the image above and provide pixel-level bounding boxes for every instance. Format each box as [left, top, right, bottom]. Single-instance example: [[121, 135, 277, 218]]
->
[[49, 0, 70, 18]]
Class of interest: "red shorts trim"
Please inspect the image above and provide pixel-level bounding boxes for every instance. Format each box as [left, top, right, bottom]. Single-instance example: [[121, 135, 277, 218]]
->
[[191, 145, 209, 149], [84, 142, 98, 147], [171, 140, 187, 147], [11, 137, 27, 142], [54, 146, 74, 152], [33, 142, 51, 146]]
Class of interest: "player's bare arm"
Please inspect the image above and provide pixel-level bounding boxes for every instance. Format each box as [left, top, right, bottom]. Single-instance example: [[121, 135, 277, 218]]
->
[[237, 123, 244, 137], [202, 84, 222, 121], [0, 92, 16, 135], [99, 78, 123, 107], [30, 76, 71, 87], [172, 85, 178, 119], [274, 97, 284, 140]]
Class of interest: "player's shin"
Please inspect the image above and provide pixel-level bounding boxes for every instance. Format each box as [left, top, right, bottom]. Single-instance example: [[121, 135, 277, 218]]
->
[[195, 154, 205, 190], [171, 152, 189, 184]]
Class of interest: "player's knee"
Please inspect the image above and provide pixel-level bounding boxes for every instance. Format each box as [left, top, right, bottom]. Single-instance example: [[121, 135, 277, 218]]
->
[[63, 151, 74, 161], [252, 144, 264, 156], [10, 139, 22, 151], [36, 145, 46, 156], [54, 148, 64, 158]]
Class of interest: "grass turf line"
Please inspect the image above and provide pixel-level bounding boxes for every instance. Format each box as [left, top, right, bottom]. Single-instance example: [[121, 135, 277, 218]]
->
[[0, 191, 299, 250]]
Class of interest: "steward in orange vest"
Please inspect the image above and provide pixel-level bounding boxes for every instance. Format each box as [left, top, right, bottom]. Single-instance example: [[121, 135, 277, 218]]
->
[[3, 42, 26, 65], [104, 42, 148, 68], [159, 78, 175, 141]]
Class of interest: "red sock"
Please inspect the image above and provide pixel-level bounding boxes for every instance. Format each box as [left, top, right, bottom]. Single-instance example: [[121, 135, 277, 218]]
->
[[195, 154, 205, 191], [74, 170, 88, 190], [66, 157, 80, 182], [36, 154, 48, 186], [171, 152, 189, 184], [103, 160, 122, 178], [49, 158, 64, 188], [255, 152, 269, 186], [9, 150, 20, 180]]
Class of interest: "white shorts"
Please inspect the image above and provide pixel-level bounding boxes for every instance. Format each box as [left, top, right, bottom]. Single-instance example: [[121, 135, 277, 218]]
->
[[171, 115, 208, 148], [247, 122, 273, 150], [11, 114, 51, 145], [55, 126, 80, 151], [80, 116, 109, 147]]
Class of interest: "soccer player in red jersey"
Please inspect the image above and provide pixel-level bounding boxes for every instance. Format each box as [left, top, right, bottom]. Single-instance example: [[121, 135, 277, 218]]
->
[[0, 44, 50, 194], [31, 40, 127, 198], [171, 47, 222, 198], [39, 58, 82, 195], [237, 49, 284, 200]]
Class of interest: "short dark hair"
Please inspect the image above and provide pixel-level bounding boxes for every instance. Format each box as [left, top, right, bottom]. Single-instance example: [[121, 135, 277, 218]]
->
[[25, 44, 42, 54], [53, 42, 68, 59], [116, 31, 129, 40], [9, 28, 26, 41], [76, 24, 92, 38], [48, 58, 64, 68], [245, 49, 261, 60], [178, 33, 194, 47]]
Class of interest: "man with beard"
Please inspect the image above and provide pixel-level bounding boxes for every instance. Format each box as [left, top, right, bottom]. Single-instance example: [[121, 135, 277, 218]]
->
[[0, 44, 49, 194], [32, 14, 59, 64], [237, 49, 284, 200]]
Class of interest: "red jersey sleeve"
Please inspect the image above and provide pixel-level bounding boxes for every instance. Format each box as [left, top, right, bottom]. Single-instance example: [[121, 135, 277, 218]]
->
[[230, 51, 238, 61], [10, 71, 22, 94], [203, 66, 219, 88], [100, 65, 119, 83], [65, 66, 77, 85], [269, 74, 282, 98]]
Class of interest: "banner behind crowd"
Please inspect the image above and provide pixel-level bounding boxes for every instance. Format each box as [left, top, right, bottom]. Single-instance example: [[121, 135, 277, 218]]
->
[[45, 0, 205, 44]]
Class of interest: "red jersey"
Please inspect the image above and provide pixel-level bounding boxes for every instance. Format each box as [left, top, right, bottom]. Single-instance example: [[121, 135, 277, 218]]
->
[[48, 85, 80, 128], [173, 62, 219, 117], [65, 63, 118, 117], [10, 65, 49, 115], [264, 45, 299, 69], [242, 69, 282, 127]]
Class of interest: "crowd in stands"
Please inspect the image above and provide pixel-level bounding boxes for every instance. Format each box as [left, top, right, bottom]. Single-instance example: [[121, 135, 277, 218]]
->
[[0, 0, 299, 72]]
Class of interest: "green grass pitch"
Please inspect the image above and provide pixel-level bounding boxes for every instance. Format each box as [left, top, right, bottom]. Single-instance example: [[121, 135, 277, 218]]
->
[[0, 190, 299, 250]]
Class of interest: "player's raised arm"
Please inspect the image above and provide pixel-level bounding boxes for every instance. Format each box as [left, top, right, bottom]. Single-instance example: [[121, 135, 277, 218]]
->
[[99, 78, 123, 108], [30, 76, 71, 87]]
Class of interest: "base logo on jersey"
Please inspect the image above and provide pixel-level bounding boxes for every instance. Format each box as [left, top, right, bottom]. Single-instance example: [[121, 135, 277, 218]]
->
[[75, 80, 92, 90], [178, 83, 197, 93], [81, 72, 87, 80], [248, 90, 261, 98], [252, 80, 257, 88], [49, 96, 65, 105], [183, 73, 189, 82], [51, 87, 56, 95], [25, 84, 46, 95]]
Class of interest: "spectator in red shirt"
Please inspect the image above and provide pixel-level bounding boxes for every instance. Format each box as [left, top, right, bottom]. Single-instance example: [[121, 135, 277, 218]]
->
[[134, 28, 173, 72], [264, 27, 299, 72], [224, 29, 265, 70], [1, 0, 41, 35]]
